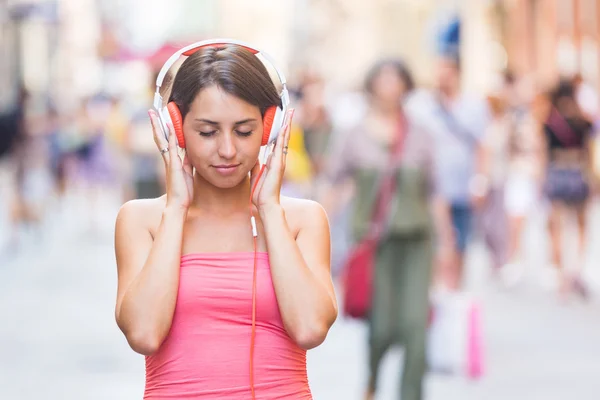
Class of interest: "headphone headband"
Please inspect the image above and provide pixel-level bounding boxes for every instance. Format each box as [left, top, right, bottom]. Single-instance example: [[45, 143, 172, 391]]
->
[[153, 38, 289, 110]]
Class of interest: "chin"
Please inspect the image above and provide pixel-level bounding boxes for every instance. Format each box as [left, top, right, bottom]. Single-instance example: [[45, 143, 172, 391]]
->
[[205, 170, 249, 189]]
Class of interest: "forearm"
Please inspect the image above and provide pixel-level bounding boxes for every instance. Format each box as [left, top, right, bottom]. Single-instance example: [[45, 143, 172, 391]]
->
[[260, 204, 336, 349], [118, 206, 186, 350]]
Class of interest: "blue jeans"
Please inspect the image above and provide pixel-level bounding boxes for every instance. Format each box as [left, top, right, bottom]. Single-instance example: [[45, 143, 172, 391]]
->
[[450, 203, 473, 254]]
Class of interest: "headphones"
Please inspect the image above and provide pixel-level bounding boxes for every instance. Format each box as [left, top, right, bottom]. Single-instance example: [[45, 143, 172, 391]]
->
[[153, 38, 290, 151], [153, 39, 291, 400]]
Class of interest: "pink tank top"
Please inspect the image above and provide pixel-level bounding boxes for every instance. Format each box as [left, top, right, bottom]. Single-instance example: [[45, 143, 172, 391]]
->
[[144, 252, 312, 399]]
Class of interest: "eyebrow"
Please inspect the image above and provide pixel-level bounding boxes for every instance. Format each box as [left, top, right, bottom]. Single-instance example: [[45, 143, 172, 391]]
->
[[194, 118, 257, 125]]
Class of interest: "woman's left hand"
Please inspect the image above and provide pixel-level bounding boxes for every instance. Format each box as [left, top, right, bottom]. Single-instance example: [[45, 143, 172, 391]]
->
[[250, 109, 295, 211]]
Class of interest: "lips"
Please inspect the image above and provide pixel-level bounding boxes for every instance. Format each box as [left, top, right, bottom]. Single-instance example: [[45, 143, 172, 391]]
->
[[213, 164, 241, 176]]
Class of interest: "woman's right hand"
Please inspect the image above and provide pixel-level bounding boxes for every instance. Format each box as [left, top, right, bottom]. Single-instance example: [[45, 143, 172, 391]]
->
[[149, 110, 194, 210]]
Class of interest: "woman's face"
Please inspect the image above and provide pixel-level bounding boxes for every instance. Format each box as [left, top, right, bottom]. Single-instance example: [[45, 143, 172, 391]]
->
[[371, 65, 407, 103], [183, 85, 263, 188]]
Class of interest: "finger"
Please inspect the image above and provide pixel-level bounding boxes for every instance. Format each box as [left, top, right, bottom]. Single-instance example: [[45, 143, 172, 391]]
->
[[149, 110, 169, 152], [149, 110, 170, 164], [167, 122, 179, 167], [276, 111, 291, 153], [182, 152, 193, 176], [265, 150, 275, 170], [284, 109, 295, 148], [271, 110, 292, 169], [282, 109, 295, 167], [274, 109, 294, 171]]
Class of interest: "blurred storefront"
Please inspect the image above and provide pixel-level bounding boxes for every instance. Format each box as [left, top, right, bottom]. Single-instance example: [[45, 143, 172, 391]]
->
[[0, 0, 58, 112], [4, 0, 566, 110], [501, 0, 600, 90], [287, 0, 503, 94]]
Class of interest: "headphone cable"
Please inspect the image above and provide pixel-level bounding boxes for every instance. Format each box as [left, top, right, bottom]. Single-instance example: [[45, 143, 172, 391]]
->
[[249, 163, 266, 400]]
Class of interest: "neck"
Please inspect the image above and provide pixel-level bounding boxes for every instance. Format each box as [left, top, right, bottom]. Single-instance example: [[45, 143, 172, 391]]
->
[[373, 100, 402, 118], [440, 86, 459, 101], [190, 174, 251, 216]]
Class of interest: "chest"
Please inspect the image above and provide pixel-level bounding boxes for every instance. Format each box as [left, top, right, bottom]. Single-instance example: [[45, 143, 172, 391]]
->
[[350, 124, 430, 173], [173, 254, 283, 330], [180, 214, 265, 253]]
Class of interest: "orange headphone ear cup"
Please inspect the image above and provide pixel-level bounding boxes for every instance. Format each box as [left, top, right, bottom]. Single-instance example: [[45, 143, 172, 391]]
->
[[167, 102, 185, 148], [262, 106, 277, 146]]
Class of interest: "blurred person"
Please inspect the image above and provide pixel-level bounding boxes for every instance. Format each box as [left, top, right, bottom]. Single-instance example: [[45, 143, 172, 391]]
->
[[114, 44, 336, 399], [325, 59, 453, 400], [123, 71, 173, 201], [418, 54, 490, 290], [572, 73, 598, 123], [125, 109, 164, 200], [0, 86, 29, 254], [2, 91, 55, 250], [71, 98, 116, 234], [17, 105, 56, 235], [317, 89, 368, 276], [407, 55, 489, 377], [104, 96, 133, 202], [105, 97, 130, 146], [296, 73, 333, 176], [280, 122, 313, 198], [472, 91, 510, 274], [542, 79, 593, 298], [0, 88, 27, 160], [475, 73, 545, 284], [46, 106, 67, 196], [52, 109, 87, 198], [572, 73, 600, 192], [501, 76, 546, 285]]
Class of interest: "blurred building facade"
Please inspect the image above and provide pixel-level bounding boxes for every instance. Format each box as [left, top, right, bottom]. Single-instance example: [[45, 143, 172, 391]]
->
[[286, 0, 505, 94], [1, 0, 507, 110], [0, 0, 58, 111], [7, 0, 596, 113], [502, 0, 600, 90]]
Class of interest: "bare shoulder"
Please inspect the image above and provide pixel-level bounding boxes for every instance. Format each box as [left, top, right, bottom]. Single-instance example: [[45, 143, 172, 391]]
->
[[115, 195, 167, 238], [281, 196, 330, 235]]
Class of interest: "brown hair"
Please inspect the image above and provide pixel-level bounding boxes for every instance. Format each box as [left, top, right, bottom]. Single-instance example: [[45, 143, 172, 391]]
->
[[365, 58, 415, 95], [168, 45, 281, 120]]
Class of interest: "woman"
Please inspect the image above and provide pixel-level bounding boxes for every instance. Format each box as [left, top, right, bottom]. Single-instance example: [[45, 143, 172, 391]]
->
[[114, 44, 337, 399], [472, 92, 511, 274], [542, 79, 593, 298], [325, 59, 453, 400], [503, 83, 545, 286]]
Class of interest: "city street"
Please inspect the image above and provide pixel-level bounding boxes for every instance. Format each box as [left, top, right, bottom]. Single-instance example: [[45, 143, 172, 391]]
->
[[1, 190, 600, 400]]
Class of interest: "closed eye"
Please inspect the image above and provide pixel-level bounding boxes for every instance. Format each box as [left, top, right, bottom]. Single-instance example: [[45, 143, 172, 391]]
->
[[197, 129, 253, 137]]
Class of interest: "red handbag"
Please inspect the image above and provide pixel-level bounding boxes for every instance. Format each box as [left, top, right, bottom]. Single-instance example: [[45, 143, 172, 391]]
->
[[342, 115, 407, 319]]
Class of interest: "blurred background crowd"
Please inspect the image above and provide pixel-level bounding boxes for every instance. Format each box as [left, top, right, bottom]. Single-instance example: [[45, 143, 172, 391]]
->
[[2, 0, 600, 399]]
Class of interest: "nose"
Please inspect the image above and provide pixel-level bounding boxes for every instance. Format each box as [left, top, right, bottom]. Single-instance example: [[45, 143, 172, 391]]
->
[[217, 130, 237, 160]]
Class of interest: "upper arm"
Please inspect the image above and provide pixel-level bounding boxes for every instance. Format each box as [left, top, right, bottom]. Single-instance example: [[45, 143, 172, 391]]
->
[[114, 201, 154, 322], [294, 201, 337, 310]]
